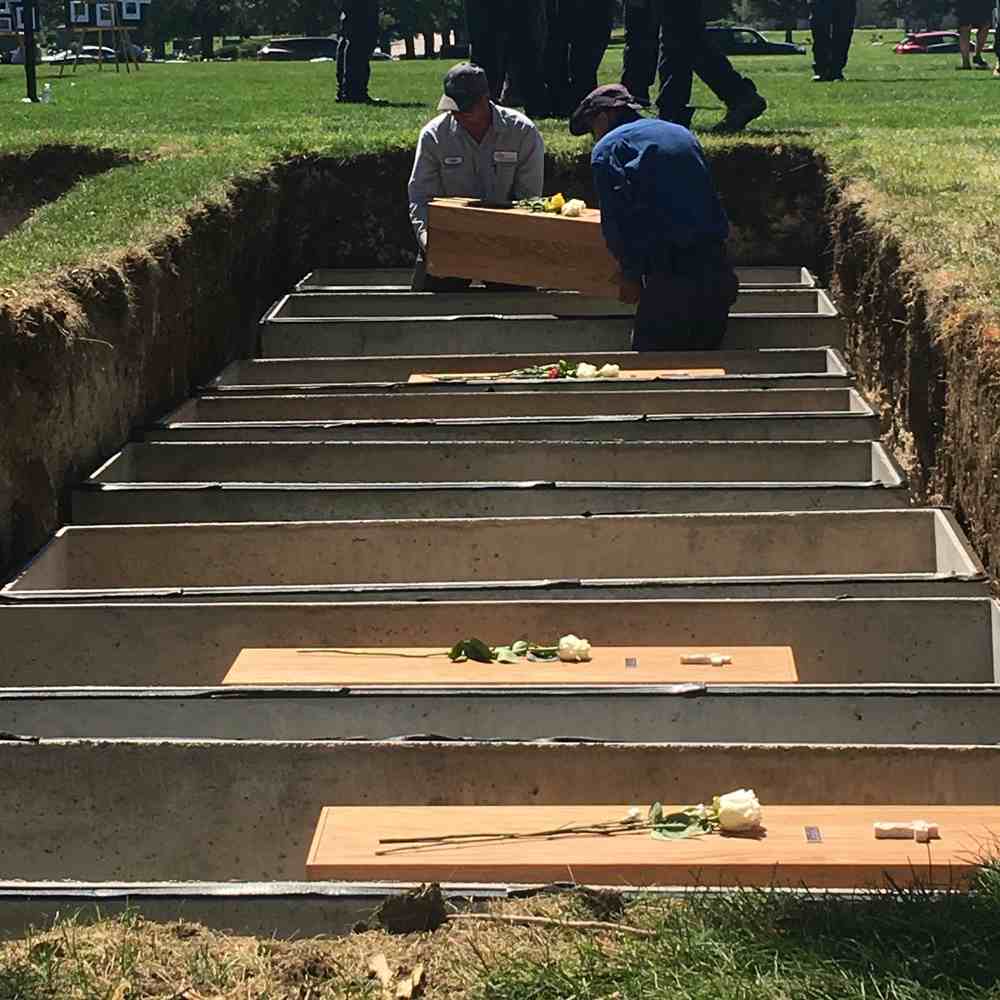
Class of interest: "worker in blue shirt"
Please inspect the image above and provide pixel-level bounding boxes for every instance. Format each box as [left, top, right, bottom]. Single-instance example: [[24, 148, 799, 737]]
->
[[570, 84, 739, 351]]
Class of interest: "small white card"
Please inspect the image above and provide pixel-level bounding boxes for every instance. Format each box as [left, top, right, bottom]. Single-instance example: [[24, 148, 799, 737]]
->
[[493, 151, 518, 164]]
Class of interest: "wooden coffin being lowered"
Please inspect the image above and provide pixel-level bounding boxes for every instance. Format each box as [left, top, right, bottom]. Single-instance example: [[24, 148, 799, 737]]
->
[[426, 197, 619, 298]]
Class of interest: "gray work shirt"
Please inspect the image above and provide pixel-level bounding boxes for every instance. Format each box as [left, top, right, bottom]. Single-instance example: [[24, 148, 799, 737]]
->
[[407, 103, 545, 246]]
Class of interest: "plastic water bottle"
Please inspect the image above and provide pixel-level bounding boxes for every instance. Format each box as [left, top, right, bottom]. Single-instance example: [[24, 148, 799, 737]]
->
[[40, 84, 52, 104]]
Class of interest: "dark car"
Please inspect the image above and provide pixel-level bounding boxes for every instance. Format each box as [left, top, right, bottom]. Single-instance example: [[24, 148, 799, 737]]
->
[[706, 26, 806, 55], [257, 36, 340, 61]]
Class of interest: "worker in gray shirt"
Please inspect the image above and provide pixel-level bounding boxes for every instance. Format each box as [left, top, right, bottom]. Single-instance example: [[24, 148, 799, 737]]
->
[[408, 63, 545, 291]]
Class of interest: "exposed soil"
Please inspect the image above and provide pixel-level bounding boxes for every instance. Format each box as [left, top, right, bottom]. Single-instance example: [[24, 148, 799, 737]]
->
[[0, 146, 131, 240], [829, 189, 1000, 586]]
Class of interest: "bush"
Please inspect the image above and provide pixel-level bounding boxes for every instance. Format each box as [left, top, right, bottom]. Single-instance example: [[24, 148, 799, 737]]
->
[[239, 40, 263, 58], [216, 44, 239, 60]]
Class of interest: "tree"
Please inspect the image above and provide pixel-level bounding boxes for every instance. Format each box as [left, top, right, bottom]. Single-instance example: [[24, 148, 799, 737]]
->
[[880, 0, 952, 29], [748, 0, 805, 42]]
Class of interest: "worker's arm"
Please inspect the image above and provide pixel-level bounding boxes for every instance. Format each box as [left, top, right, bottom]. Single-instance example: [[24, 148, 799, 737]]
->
[[591, 154, 645, 283], [510, 125, 545, 201], [407, 127, 442, 249]]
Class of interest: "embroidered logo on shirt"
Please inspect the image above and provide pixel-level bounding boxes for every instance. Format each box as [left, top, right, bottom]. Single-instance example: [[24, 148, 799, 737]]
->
[[444, 156, 464, 166], [493, 151, 518, 164]]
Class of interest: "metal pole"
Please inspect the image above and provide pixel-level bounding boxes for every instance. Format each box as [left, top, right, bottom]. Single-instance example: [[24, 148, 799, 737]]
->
[[22, 0, 39, 102]]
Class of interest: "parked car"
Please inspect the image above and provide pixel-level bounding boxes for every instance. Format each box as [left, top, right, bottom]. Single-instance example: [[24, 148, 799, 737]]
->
[[257, 36, 339, 61], [43, 45, 120, 64], [705, 26, 806, 55], [894, 31, 961, 54]]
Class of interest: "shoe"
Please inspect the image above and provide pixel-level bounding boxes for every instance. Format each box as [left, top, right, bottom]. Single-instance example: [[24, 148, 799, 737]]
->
[[973, 55, 988, 68], [338, 94, 387, 104], [812, 73, 830, 81], [710, 93, 767, 134], [994, 65, 1000, 77]]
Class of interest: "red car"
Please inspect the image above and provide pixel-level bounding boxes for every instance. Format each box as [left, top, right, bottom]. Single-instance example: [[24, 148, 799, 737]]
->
[[894, 31, 961, 54]]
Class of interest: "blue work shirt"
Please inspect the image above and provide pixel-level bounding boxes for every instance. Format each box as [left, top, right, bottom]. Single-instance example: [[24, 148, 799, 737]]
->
[[591, 118, 730, 281]]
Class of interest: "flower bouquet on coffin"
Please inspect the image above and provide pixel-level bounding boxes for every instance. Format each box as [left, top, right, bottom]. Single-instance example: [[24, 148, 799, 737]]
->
[[427, 360, 621, 383], [375, 790, 765, 856]]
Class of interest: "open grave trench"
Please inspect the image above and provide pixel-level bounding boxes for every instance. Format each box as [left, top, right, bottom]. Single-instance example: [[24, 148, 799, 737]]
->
[[2, 147, 1000, 935]]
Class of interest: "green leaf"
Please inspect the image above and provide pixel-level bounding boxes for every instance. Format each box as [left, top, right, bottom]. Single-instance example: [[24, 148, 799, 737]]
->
[[651, 811, 707, 841], [511, 640, 529, 657], [648, 802, 664, 826], [494, 647, 521, 664], [449, 638, 494, 663]]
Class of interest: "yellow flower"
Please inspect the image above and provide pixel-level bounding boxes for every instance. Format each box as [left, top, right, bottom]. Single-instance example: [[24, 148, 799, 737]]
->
[[544, 192, 566, 213]]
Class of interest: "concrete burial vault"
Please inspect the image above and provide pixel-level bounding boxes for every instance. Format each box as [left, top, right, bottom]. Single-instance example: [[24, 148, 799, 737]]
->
[[2, 267, 1000, 933]]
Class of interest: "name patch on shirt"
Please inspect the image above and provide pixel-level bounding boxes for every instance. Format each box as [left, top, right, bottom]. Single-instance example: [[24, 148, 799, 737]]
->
[[493, 151, 518, 164], [443, 156, 464, 166]]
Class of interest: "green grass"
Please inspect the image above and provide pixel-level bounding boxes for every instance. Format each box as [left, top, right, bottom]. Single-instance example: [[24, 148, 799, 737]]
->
[[480, 880, 1000, 1000], [1, 32, 1000, 303], [4, 879, 1000, 999]]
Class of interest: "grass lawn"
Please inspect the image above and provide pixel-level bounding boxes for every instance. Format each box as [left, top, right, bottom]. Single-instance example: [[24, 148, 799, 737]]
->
[[1, 31, 1000, 304], [4, 876, 1000, 998]]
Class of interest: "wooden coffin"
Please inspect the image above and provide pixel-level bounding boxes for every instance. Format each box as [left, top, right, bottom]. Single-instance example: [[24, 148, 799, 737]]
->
[[307, 805, 996, 889], [426, 197, 619, 298], [223, 645, 798, 686]]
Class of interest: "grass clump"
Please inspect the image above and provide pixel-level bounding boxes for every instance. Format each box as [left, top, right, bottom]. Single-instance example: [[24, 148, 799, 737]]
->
[[4, 874, 1000, 999]]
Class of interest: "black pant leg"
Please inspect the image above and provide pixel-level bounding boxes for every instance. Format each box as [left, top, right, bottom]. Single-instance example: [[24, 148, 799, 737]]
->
[[544, 0, 574, 114], [340, 0, 378, 98], [565, 0, 612, 107], [831, 0, 857, 75], [467, 0, 505, 99], [656, 0, 755, 117], [622, 0, 659, 103], [505, 0, 550, 116], [412, 251, 473, 292], [810, 0, 834, 77]]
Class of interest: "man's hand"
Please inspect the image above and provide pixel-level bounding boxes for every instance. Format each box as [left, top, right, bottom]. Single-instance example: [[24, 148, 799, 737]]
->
[[419, 231, 428, 252], [617, 272, 642, 305]]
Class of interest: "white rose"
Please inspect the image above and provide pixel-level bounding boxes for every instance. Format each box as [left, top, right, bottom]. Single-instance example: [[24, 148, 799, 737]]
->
[[716, 789, 762, 833], [575, 362, 599, 379], [597, 364, 620, 378], [558, 634, 592, 662], [561, 198, 587, 217], [623, 806, 642, 823]]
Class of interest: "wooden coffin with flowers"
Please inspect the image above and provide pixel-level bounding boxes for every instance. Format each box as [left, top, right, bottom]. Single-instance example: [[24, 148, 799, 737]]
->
[[306, 803, 994, 889], [425, 197, 620, 298]]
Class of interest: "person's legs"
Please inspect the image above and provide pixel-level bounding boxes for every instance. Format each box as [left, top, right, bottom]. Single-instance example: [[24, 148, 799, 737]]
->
[[830, 0, 857, 78], [566, 0, 613, 108], [632, 246, 737, 351], [337, 0, 378, 100], [810, 0, 834, 79], [959, 24, 973, 68], [505, 0, 550, 117], [544, 0, 572, 115], [657, 0, 762, 130], [622, 0, 658, 105], [468, 0, 504, 99], [974, 24, 990, 65]]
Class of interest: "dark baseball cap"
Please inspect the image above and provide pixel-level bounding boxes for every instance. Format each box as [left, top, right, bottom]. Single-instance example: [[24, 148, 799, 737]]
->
[[439, 63, 491, 112], [569, 83, 645, 135]]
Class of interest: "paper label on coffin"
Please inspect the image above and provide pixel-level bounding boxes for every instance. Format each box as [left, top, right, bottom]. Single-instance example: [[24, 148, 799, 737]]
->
[[307, 805, 995, 889], [223, 645, 798, 686]]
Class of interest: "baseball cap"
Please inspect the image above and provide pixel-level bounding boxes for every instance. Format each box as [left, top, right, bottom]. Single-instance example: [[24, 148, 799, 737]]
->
[[569, 83, 645, 136], [438, 63, 491, 112]]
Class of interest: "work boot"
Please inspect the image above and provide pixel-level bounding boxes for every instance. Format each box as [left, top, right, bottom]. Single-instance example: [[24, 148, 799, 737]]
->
[[710, 93, 767, 134]]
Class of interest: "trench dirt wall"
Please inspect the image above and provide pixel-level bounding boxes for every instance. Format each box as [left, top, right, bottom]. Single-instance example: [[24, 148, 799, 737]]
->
[[828, 193, 1000, 584], [0, 146, 826, 580]]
